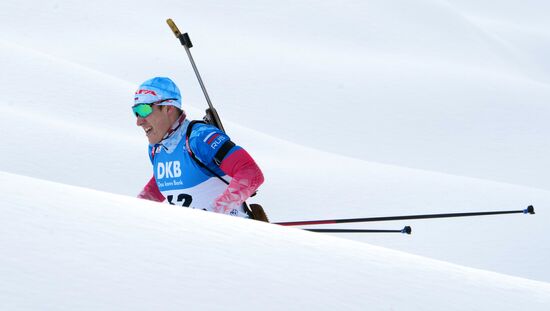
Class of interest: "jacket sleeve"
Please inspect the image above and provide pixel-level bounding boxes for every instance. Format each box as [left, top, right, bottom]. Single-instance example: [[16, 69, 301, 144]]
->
[[137, 175, 165, 202], [189, 124, 264, 215], [211, 148, 264, 214]]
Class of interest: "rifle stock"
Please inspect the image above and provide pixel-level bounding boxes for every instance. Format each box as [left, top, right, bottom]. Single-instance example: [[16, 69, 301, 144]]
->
[[205, 107, 225, 132]]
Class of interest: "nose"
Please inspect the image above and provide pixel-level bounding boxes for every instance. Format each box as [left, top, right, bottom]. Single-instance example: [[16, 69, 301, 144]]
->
[[136, 116, 145, 126]]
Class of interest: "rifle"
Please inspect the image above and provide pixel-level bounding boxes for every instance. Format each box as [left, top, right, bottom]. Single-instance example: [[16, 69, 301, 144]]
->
[[166, 19, 269, 222], [166, 18, 225, 132]]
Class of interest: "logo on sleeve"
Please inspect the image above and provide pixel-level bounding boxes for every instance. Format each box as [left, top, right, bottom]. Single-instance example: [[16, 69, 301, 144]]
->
[[204, 132, 227, 149]]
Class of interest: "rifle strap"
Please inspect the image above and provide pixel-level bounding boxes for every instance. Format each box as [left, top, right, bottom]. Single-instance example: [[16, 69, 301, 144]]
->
[[185, 120, 230, 185]]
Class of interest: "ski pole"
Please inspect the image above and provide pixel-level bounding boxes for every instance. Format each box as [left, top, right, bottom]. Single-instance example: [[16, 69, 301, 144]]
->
[[304, 226, 412, 234], [166, 18, 225, 132], [276, 205, 535, 226]]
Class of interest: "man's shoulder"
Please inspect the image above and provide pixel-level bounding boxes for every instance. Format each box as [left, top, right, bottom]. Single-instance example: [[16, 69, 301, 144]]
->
[[187, 121, 232, 158], [188, 121, 226, 142]]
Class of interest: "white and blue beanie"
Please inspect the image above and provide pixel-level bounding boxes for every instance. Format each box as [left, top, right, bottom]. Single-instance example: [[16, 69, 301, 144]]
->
[[134, 77, 182, 109]]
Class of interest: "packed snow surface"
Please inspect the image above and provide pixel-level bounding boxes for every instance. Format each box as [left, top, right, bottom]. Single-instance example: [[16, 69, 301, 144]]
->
[[2, 172, 550, 310]]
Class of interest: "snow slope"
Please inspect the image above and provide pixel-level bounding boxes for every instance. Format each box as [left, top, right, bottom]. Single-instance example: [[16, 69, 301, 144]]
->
[[2, 172, 550, 310], [4, 0, 550, 189], [1, 0, 550, 309]]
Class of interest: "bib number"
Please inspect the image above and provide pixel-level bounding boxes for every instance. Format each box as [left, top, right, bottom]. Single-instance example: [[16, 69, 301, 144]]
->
[[167, 193, 193, 207]]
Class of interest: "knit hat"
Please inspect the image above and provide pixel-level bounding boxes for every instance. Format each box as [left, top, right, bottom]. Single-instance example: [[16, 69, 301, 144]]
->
[[134, 77, 182, 109]]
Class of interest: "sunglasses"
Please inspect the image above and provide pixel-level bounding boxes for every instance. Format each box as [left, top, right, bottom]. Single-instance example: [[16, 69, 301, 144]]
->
[[132, 99, 177, 118]]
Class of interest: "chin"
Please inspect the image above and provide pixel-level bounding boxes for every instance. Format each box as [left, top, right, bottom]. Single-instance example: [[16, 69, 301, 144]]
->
[[147, 136, 159, 144]]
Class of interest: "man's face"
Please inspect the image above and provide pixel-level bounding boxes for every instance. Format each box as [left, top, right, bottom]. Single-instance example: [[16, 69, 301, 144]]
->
[[136, 105, 173, 144]]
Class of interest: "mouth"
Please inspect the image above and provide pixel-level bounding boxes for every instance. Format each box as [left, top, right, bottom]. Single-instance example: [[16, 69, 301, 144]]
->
[[144, 127, 153, 136]]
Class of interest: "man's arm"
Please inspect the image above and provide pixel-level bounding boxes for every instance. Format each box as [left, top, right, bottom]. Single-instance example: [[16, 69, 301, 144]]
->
[[190, 123, 264, 215], [137, 176, 165, 202], [212, 148, 264, 214]]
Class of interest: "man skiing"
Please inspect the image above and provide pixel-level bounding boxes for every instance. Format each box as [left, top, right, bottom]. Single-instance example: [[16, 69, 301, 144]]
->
[[133, 77, 266, 220]]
